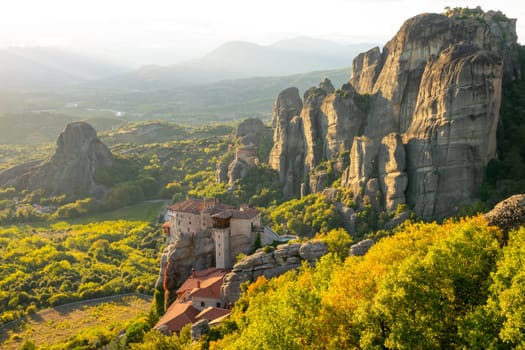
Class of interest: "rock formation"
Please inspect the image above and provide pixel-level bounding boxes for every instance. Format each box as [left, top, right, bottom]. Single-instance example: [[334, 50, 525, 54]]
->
[[349, 239, 374, 256], [0, 121, 113, 198], [269, 9, 520, 219], [484, 194, 525, 236], [216, 117, 272, 184], [156, 230, 216, 303], [268, 87, 304, 198], [221, 241, 328, 303], [192, 319, 210, 341]]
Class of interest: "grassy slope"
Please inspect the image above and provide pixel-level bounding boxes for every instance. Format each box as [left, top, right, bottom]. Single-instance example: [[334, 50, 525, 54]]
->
[[66, 200, 170, 225], [0, 294, 152, 349]]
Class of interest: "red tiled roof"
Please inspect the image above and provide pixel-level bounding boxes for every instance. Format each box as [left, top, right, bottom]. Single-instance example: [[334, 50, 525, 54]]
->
[[189, 275, 224, 299], [196, 307, 231, 322], [168, 198, 259, 219], [154, 301, 200, 333], [169, 199, 234, 215], [176, 268, 229, 295], [162, 222, 170, 228]]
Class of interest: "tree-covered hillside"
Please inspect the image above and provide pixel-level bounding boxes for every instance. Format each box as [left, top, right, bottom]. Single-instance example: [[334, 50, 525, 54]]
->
[[0, 220, 161, 326], [164, 217, 525, 349]]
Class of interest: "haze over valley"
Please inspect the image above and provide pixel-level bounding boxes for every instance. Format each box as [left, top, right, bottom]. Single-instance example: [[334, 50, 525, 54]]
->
[[3, 1, 525, 349]]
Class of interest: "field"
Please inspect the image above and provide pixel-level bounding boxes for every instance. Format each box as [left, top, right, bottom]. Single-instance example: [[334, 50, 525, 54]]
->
[[0, 294, 153, 349]]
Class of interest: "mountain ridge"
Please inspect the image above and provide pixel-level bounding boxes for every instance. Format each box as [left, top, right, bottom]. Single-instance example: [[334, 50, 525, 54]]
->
[[93, 38, 374, 91]]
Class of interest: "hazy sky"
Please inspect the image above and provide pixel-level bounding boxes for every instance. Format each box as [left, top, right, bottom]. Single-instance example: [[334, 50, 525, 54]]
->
[[1, 0, 524, 67]]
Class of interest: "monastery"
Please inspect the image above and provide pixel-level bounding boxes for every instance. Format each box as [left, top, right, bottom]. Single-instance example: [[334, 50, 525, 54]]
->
[[156, 198, 291, 334]]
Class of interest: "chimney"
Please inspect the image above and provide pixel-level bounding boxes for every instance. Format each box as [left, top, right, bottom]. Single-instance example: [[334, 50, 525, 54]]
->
[[191, 268, 196, 277], [197, 281, 201, 288]]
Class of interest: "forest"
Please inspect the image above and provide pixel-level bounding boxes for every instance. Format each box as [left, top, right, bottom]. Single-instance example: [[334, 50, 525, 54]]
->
[[0, 220, 161, 326]]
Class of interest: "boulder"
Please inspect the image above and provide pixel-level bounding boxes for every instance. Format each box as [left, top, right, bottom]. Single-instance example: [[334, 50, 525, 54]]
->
[[191, 319, 210, 341], [484, 194, 525, 237], [349, 239, 375, 256]]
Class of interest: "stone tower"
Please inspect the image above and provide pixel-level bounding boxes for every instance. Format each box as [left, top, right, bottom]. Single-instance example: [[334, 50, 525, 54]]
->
[[211, 213, 232, 269]]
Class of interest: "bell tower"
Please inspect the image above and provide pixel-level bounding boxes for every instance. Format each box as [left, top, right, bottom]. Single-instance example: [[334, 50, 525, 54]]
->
[[211, 212, 232, 269]]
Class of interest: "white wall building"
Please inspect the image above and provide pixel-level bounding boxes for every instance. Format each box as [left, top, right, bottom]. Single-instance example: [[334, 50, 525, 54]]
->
[[167, 198, 261, 269]]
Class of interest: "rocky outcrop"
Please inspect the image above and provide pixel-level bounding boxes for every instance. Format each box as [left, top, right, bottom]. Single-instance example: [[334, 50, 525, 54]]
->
[[156, 230, 216, 303], [404, 43, 503, 217], [484, 194, 525, 236], [378, 133, 408, 212], [192, 319, 210, 341], [268, 9, 519, 219], [0, 122, 113, 198], [216, 117, 272, 185], [350, 47, 382, 93], [227, 146, 258, 183], [222, 241, 328, 303], [268, 88, 304, 198], [321, 84, 364, 160], [349, 239, 374, 256], [271, 81, 366, 196], [235, 117, 266, 144]]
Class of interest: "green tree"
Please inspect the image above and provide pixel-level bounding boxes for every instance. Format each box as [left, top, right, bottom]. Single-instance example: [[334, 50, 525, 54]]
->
[[316, 228, 352, 259]]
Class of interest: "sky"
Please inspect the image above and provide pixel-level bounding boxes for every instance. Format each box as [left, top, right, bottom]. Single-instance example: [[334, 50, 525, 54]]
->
[[1, 0, 524, 67]]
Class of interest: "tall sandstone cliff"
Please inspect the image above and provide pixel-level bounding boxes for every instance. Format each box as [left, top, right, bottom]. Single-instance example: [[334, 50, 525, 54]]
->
[[0, 122, 113, 197], [269, 10, 520, 218]]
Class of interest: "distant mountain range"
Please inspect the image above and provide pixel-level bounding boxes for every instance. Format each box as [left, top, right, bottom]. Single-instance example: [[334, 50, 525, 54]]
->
[[0, 47, 128, 90], [96, 38, 374, 91], [0, 37, 376, 92]]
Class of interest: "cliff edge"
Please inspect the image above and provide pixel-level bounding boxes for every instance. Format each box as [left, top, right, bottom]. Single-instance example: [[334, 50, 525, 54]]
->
[[269, 9, 520, 219]]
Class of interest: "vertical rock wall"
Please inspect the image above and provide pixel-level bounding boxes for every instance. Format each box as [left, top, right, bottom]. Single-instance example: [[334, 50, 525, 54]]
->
[[268, 10, 519, 219]]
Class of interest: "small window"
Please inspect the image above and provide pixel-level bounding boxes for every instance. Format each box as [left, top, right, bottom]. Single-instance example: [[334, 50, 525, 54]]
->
[[216, 302, 221, 308], [200, 301, 205, 307], [187, 227, 190, 232]]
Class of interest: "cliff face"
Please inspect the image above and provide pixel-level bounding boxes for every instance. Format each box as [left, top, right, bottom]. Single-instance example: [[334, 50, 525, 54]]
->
[[269, 10, 519, 218], [0, 122, 113, 198], [268, 88, 305, 198], [217, 117, 273, 185], [156, 230, 216, 303]]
